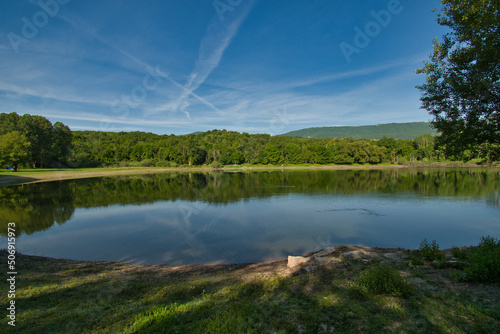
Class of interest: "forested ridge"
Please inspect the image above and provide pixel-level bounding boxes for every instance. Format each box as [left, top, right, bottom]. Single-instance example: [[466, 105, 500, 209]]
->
[[1, 112, 499, 169], [281, 122, 438, 139], [69, 127, 500, 167]]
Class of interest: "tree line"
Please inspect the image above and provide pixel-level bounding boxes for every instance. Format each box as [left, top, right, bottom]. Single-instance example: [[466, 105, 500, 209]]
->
[[69, 128, 498, 167], [0, 112, 72, 169], [1, 112, 499, 170]]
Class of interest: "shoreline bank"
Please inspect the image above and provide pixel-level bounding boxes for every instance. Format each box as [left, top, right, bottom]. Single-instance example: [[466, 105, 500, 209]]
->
[[1, 244, 498, 333], [0, 244, 470, 280], [0, 163, 488, 187]]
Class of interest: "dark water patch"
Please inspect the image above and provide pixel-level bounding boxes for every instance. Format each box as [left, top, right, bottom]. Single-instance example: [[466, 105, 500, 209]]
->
[[318, 208, 386, 217]]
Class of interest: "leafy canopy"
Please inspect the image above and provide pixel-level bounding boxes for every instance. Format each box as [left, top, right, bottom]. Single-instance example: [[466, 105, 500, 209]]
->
[[417, 0, 500, 154], [0, 131, 30, 169]]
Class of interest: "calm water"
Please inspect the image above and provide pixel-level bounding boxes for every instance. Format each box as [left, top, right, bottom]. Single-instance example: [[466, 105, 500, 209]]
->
[[1, 168, 499, 264]]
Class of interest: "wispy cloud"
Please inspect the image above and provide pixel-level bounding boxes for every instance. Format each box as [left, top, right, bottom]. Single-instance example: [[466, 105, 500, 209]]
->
[[159, 0, 257, 117], [284, 62, 400, 89], [58, 13, 221, 116]]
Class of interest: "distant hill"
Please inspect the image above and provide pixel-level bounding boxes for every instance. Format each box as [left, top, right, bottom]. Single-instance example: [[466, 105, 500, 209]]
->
[[281, 122, 438, 140]]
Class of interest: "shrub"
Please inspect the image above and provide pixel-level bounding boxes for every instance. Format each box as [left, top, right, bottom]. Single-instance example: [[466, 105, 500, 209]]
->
[[466, 158, 483, 164], [211, 161, 223, 168], [351, 263, 414, 298], [418, 239, 444, 261], [140, 159, 154, 167], [451, 246, 469, 260], [465, 236, 500, 284]]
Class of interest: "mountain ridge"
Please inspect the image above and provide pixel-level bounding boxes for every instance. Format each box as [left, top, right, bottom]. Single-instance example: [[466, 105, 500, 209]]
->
[[280, 122, 438, 140]]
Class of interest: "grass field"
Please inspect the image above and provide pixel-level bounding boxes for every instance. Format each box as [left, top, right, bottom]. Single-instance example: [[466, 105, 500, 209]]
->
[[1, 244, 499, 333]]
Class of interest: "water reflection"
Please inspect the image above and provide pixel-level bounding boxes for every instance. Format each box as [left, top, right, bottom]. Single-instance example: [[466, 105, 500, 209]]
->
[[0, 168, 499, 264]]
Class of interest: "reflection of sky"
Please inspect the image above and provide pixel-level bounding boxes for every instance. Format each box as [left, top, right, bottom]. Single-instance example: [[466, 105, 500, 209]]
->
[[2, 192, 499, 265]]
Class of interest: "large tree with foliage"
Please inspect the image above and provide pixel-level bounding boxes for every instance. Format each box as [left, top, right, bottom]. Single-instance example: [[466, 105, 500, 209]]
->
[[416, 0, 499, 159], [0, 112, 73, 168], [0, 131, 30, 170]]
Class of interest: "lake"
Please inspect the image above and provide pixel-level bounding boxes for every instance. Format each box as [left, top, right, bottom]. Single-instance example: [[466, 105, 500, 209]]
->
[[1, 168, 499, 265]]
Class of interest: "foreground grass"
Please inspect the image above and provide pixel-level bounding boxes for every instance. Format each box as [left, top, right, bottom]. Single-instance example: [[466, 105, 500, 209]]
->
[[1, 247, 499, 334]]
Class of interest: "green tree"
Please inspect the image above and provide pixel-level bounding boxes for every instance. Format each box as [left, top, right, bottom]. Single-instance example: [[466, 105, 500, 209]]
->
[[377, 137, 399, 162], [51, 122, 73, 166], [0, 131, 30, 170], [260, 144, 282, 165], [0, 112, 21, 135], [414, 134, 435, 150], [416, 0, 500, 157], [18, 114, 54, 167]]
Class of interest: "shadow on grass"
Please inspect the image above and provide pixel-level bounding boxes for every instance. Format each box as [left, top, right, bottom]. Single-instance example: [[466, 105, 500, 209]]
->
[[1, 252, 498, 334]]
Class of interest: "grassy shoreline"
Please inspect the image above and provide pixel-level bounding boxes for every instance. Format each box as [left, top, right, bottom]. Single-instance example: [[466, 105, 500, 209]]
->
[[0, 162, 487, 187], [1, 245, 499, 333]]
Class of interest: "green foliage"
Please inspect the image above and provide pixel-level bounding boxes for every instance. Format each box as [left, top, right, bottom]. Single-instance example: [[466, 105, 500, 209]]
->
[[0, 131, 30, 169], [70, 129, 402, 166], [3, 113, 498, 169], [408, 256, 425, 269], [282, 122, 438, 139], [451, 246, 470, 261], [68, 127, 497, 167], [2, 245, 500, 333], [351, 263, 414, 298], [418, 239, 444, 261], [0, 112, 72, 168], [210, 161, 223, 168], [465, 236, 500, 284], [417, 0, 500, 158]]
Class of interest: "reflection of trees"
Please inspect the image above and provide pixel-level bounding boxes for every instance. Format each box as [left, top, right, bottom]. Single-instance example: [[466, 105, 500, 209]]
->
[[486, 190, 500, 209], [1, 168, 499, 236], [0, 182, 75, 236]]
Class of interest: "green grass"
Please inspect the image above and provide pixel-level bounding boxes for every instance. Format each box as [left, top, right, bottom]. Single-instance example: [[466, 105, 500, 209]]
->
[[1, 249, 499, 334], [350, 263, 414, 298], [465, 236, 500, 284]]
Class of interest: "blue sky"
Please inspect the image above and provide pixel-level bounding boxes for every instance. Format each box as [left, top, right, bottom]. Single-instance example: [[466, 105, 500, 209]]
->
[[0, 0, 448, 135]]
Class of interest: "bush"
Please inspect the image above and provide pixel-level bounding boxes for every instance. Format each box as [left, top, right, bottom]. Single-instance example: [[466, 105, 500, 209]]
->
[[418, 239, 444, 261], [466, 158, 483, 165], [351, 263, 414, 298], [140, 159, 154, 167], [114, 161, 131, 168], [465, 236, 500, 284], [451, 246, 469, 260], [154, 160, 174, 167], [211, 161, 223, 168]]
